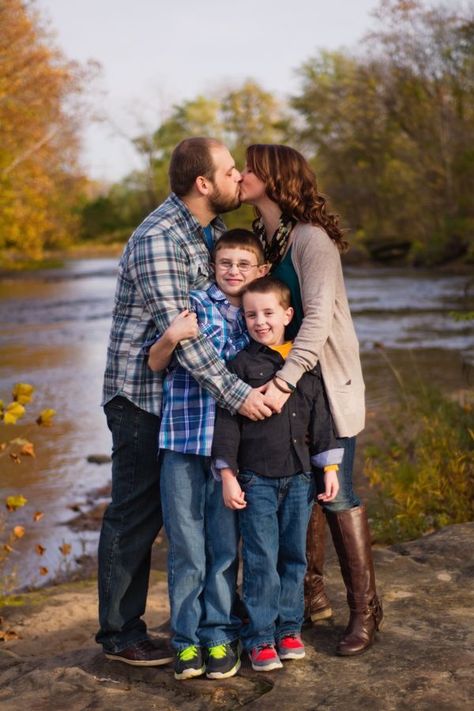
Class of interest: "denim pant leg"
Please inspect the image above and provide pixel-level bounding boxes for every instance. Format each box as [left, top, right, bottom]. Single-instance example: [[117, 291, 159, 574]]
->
[[317, 436, 361, 513], [160, 450, 207, 650], [199, 475, 241, 647], [276, 472, 315, 640], [238, 472, 280, 650], [96, 396, 162, 652]]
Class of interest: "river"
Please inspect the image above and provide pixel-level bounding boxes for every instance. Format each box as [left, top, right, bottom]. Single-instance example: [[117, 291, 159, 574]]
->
[[0, 259, 472, 589]]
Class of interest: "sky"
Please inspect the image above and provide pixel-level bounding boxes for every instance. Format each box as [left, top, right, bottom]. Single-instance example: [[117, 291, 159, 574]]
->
[[36, 0, 381, 182]]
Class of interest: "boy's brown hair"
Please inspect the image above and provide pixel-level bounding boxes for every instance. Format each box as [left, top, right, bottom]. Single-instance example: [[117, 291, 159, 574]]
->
[[213, 228, 265, 264], [242, 276, 291, 309]]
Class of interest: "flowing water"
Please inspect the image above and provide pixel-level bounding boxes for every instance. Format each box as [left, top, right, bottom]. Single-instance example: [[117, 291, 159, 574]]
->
[[0, 259, 472, 589]]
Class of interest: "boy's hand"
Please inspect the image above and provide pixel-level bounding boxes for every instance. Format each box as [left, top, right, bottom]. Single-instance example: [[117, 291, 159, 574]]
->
[[317, 470, 339, 502], [238, 387, 273, 420], [221, 469, 247, 509], [167, 309, 199, 343]]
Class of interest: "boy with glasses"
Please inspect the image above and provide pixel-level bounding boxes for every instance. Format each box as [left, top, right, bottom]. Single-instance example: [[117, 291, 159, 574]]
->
[[147, 229, 268, 680]]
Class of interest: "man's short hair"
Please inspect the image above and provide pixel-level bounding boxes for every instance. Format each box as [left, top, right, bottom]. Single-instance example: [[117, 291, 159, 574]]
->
[[169, 137, 223, 197], [213, 229, 265, 264], [242, 276, 291, 309]]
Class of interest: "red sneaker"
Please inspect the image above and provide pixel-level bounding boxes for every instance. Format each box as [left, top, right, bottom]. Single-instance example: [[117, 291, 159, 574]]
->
[[249, 643, 283, 671], [277, 634, 305, 660]]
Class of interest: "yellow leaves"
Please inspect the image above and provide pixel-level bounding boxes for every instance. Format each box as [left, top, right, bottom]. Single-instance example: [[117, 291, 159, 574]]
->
[[39, 567, 48, 576], [35, 544, 46, 556], [36, 408, 56, 427], [3, 544, 14, 554], [59, 543, 71, 556], [5, 495, 27, 511], [12, 383, 34, 405], [3, 401, 25, 425], [12, 526, 25, 539], [20, 441, 35, 458], [33, 511, 44, 522]]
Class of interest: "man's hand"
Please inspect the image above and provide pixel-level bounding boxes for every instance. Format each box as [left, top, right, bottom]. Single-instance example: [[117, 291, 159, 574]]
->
[[238, 387, 273, 420], [260, 378, 292, 414]]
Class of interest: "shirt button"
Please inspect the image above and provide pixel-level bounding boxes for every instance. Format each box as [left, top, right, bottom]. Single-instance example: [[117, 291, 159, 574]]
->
[[292, 412, 296, 417], [293, 439, 297, 443]]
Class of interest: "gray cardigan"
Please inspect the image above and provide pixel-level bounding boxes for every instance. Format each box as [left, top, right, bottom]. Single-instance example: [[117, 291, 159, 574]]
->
[[277, 222, 365, 438]]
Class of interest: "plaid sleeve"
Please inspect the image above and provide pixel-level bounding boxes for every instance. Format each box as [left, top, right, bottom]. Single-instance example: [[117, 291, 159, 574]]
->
[[128, 230, 250, 412]]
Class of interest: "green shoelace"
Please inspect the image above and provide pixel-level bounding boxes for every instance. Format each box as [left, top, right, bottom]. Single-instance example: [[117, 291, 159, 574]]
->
[[178, 645, 199, 661], [208, 644, 228, 659]]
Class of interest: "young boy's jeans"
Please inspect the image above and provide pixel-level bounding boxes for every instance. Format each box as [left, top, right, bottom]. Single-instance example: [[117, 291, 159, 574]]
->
[[160, 450, 241, 651], [238, 469, 315, 651]]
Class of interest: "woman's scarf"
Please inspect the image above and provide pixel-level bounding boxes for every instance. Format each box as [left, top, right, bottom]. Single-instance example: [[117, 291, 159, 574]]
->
[[254, 213, 296, 266]]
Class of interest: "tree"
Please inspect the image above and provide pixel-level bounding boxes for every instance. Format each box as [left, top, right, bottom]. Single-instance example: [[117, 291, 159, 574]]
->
[[0, 0, 95, 262]]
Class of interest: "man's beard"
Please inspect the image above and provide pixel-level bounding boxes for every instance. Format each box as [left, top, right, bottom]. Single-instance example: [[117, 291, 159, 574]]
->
[[208, 184, 241, 214]]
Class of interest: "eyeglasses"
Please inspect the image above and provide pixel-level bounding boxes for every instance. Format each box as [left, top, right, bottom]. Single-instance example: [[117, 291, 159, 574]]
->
[[214, 259, 261, 273]]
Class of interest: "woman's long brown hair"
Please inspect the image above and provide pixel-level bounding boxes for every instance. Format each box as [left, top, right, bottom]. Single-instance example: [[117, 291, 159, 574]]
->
[[246, 144, 349, 253]]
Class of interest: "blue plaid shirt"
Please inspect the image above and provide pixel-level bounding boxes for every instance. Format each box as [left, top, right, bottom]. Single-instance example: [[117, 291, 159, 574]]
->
[[102, 193, 251, 415], [159, 285, 249, 456]]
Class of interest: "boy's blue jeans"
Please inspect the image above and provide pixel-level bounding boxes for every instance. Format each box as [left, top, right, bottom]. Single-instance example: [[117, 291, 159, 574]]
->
[[160, 449, 241, 651], [238, 469, 315, 651]]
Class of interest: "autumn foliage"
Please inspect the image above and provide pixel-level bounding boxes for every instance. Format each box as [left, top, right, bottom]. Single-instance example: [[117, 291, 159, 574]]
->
[[0, 0, 92, 263]]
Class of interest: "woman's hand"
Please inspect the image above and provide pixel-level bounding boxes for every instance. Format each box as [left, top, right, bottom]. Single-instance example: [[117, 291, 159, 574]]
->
[[260, 378, 292, 413]]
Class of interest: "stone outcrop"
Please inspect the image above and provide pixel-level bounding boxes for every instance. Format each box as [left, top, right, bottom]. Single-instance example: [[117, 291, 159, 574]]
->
[[0, 522, 473, 710]]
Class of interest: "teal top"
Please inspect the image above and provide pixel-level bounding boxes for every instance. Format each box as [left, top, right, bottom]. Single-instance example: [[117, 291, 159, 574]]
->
[[272, 246, 304, 340]]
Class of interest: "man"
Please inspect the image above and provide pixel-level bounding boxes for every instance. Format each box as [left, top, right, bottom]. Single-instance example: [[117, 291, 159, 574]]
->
[[98, 137, 272, 665]]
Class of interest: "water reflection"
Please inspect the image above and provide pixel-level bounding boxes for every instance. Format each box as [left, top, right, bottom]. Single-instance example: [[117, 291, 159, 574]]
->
[[0, 259, 471, 588]]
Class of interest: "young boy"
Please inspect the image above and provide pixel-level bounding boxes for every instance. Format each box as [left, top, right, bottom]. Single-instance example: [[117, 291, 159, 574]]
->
[[212, 276, 343, 672], [147, 229, 268, 681]]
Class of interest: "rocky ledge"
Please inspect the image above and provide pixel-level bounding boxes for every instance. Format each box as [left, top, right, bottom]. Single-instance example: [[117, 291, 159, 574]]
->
[[0, 522, 473, 710]]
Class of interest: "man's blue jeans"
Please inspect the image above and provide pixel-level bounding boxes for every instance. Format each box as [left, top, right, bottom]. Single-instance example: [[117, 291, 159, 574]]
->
[[238, 470, 315, 651], [317, 436, 361, 512], [96, 396, 162, 653], [160, 450, 241, 651]]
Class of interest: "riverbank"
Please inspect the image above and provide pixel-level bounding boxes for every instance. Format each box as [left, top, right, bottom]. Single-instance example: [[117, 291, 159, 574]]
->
[[0, 522, 473, 710]]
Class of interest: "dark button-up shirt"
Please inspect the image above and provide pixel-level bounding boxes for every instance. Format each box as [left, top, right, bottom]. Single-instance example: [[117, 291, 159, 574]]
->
[[212, 340, 341, 478]]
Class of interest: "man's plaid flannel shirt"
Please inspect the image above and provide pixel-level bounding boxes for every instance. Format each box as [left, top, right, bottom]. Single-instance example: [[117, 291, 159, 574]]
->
[[102, 193, 251, 416]]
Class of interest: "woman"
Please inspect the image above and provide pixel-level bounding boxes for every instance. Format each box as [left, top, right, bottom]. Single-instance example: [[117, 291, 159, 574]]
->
[[240, 144, 383, 656]]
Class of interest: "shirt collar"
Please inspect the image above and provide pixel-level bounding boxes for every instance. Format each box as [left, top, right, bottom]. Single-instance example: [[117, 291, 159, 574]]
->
[[169, 193, 226, 235], [247, 339, 285, 362]]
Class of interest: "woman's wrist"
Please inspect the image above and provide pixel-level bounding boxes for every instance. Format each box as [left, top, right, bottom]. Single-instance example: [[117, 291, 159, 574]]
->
[[272, 375, 295, 394]]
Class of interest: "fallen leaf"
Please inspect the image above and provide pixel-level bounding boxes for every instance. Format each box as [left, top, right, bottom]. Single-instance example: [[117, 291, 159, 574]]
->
[[20, 442, 35, 458], [0, 629, 20, 642], [3, 544, 13, 553], [59, 543, 72, 556], [9, 453, 21, 464], [5, 495, 28, 511], [0, 442, 7, 452], [36, 409, 56, 427], [12, 383, 34, 405], [13, 526, 25, 539], [35, 544, 46, 556], [39, 566, 48, 576], [33, 511, 44, 522], [4, 402, 26, 423]]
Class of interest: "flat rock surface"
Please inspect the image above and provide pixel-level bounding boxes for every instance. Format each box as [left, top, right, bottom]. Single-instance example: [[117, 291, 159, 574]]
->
[[0, 522, 473, 710]]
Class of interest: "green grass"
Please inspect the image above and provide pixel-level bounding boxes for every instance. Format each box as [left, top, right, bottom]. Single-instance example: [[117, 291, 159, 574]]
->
[[365, 382, 473, 543]]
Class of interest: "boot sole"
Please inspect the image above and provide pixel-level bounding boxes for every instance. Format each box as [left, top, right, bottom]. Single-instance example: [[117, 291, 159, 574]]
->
[[310, 608, 333, 622]]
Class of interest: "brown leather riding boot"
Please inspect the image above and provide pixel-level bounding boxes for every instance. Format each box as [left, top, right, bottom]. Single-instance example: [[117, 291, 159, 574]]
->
[[304, 504, 333, 623], [326, 505, 383, 655]]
